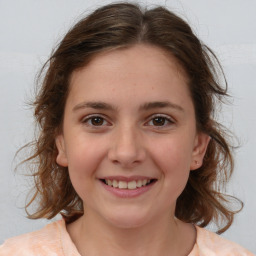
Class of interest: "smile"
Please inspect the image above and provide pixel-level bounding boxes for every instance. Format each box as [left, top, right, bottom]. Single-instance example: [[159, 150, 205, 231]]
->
[[99, 177, 157, 198], [103, 179, 154, 190]]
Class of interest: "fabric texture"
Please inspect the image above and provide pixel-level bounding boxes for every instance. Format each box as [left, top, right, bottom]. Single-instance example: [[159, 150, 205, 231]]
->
[[0, 219, 254, 255]]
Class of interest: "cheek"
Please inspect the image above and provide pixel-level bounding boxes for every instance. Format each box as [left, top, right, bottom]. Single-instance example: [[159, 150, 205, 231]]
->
[[66, 140, 108, 201], [149, 136, 194, 194], [65, 137, 107, 181], [151, 136, 194, 172]]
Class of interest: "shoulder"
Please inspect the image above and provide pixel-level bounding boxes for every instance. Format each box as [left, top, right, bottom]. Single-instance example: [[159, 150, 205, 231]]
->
[[194, 226, 255, 256], [0, 220, 65, 256]]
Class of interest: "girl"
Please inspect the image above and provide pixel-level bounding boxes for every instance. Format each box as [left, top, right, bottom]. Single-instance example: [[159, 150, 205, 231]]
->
[[0, 2, 254, 255]]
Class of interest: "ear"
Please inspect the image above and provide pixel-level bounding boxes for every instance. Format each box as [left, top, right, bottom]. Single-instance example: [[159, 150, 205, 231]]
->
[[190, 132, 211, 170], [55, 134, 68, 167]]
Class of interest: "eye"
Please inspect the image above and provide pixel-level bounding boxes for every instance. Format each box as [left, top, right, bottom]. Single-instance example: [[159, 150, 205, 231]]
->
[[82, 115, 110, 127], [146, 115, 174, 127]]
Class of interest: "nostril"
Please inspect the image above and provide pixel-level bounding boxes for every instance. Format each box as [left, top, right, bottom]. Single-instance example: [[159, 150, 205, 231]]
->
[[112, 160, 119, 165]]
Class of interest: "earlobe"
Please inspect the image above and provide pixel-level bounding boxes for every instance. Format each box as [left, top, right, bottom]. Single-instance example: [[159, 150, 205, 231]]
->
[[55, 135, 68, 167], [190, 133, 211, 170]]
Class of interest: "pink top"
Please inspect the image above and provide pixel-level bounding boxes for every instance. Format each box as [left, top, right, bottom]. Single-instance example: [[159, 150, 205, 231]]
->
[[0, 219, 254, 255]]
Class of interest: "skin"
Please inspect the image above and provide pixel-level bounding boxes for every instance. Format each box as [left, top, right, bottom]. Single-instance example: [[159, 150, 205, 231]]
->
[[56, 44, 210, 256]]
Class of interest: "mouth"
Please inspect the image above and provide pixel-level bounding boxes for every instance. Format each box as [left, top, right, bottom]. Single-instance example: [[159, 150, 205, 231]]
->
[[100, 179, 157, 190]]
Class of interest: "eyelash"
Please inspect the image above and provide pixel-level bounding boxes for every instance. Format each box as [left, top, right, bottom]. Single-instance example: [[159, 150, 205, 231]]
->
[[81, 114, 175, 129], [145, 114, 175, 128], [82, 115, 111, 127]]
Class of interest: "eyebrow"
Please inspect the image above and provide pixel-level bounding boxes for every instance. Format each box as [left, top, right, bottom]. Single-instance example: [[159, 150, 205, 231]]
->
[[73, 101, 184, 112], [139, 101, 184, 112], [73, 101, 116, 112]]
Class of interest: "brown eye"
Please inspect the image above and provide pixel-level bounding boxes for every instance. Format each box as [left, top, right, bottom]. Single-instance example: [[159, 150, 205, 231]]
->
[[152, 117, 167, 126], [91, 117, 104, 126], [82, 115, 111, 129], [145, 115, 174, 128]]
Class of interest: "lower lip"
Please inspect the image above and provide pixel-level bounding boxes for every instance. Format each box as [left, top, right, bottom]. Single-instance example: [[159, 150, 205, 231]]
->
[[100, 181, 155, 198]]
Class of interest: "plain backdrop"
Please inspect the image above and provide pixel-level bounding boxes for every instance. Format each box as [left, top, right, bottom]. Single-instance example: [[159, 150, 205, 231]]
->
[[0, 0, 255, 253]]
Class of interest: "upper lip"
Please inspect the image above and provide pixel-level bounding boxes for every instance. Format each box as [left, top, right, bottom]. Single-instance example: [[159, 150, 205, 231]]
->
[[98, 176, 157, 182]]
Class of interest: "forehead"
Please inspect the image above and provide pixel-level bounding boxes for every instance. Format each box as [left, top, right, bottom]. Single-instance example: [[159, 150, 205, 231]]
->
[[67, 44, 191, 110], [70, 44, 188, 88]]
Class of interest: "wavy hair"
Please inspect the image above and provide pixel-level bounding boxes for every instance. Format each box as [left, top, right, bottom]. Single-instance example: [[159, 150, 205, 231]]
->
[[23, 2, 242, 233]]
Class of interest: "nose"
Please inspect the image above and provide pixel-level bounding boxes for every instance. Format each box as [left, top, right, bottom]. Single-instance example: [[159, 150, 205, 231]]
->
[[108, 124, 146, 169]]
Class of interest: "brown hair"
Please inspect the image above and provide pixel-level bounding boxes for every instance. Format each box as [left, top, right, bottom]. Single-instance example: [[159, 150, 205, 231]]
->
[[23, 2, 242, 233]]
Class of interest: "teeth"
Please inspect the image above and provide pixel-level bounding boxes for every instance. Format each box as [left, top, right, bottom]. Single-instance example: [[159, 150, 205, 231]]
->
[[136, 180, 142, 188], [142, 179, 147, 186], [119, 181, 127, 189], [104, 179, 153, 190], [112, 180, 118, 188], [128, 181, 136, 190]]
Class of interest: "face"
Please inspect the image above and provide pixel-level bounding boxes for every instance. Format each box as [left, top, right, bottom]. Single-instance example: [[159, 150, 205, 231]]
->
[[56, 44, 209, 228]]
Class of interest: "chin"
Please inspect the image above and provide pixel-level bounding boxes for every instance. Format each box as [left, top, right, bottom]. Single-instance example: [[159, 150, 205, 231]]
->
[[104, 210, 151, 229]]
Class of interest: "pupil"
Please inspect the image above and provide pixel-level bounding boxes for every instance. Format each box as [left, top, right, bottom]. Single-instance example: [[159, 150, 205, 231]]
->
[[153, 117, 165, 126], [92, 117, 103, 126]]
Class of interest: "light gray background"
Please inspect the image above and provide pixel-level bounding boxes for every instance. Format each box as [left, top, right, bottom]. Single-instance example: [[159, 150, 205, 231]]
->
[[0, 0, 255, 253]]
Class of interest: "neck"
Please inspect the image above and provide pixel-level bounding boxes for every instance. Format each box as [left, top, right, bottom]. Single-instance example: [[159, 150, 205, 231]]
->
[[67, 210, 196, 256]]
